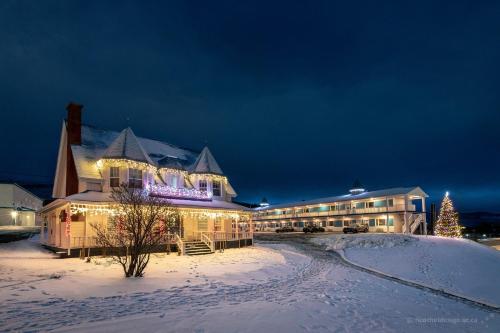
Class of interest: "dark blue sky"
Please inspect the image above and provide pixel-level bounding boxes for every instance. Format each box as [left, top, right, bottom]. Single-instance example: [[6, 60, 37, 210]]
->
[[1, 1, 499, 211]]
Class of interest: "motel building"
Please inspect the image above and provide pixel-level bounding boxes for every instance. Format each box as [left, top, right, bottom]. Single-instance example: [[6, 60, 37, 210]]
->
[[39, 103, 252, 256], [252, 182, 428, 234]]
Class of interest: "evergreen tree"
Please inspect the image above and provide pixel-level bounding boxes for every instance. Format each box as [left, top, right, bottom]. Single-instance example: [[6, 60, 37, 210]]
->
[[434, 192, 462, 237]]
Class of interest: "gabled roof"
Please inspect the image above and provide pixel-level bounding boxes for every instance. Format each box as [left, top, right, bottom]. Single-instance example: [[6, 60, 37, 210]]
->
[[101, 128, 155, 165], [70, 124, 200, 180], [254, 186, 429, 211], [191, 147, 223, 175]]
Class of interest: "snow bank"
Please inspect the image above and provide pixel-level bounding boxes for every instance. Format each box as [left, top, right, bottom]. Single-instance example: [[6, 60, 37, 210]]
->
[[312, 233, 416, 250], [0, 235, 55, 259], [314, 234, 500, 305]]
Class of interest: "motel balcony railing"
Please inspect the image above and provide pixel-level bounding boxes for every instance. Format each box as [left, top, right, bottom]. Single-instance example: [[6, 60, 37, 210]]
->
[[253, 204, 416, 221]]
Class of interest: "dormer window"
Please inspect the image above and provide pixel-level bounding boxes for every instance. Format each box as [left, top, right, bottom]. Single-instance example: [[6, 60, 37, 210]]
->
[[199, 180, 207, 192], [171, 175, 178, 188], [128, 168, 143, 189], [110, 167, 120, 188], [213, 180, 221, 196]]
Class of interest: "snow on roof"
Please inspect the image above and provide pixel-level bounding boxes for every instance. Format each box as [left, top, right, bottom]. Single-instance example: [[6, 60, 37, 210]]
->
[[72, 124, 199, 180], [102, 128, 155, 165], [255, 187, 428, 211], [64, 191, 248, 211], [191, 147, 223, 175]]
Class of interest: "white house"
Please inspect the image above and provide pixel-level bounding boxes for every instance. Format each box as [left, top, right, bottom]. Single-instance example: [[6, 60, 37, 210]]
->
[[0, 183, 43, 227], [39, 103, 252, 256]]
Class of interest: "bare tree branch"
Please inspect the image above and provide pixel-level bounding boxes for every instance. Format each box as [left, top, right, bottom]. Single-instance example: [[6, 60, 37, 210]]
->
[[91, 183, 180, 277]]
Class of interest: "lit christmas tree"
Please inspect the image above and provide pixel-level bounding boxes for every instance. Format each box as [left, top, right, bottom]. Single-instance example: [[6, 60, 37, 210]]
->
[[434, 192, 462, 237]]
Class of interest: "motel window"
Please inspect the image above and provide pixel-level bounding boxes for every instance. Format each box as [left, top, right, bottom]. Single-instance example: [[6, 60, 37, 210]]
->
[[110, 167, 120, 188], [367, 201, 374, 208], [199, 180, 207, 192], [374, 200, 386, 208], [213, 180, 221, 196], [388, 218, 394, 226], [388, 199, 394, 207], [343, 221, 350, 227], [355, 202, 365, 209], [338, 204, 346, 210], [128, 168, 143, 189], [378, 219, 386, 226], [330, 205, 336, 211], [334, 220, 342, 227], [369, 219, 376, 227]]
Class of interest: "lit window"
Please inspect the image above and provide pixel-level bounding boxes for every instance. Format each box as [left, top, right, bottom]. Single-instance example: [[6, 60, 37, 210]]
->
[[110, 167, 120, 188], [128, 168, 142, 189], [171, 175, 178, 188], [213, 180, 221, 196], [378, 219, 386, 226], [199, 180, 207, 192]]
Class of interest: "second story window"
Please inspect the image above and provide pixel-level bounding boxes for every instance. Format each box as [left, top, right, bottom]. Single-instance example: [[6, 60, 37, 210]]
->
[[128, 168, 143, 189], [213, 180, 221, 196], [171, 175, 178, 188], [110, 167, 120, 188], [199, 180, 207, 192]]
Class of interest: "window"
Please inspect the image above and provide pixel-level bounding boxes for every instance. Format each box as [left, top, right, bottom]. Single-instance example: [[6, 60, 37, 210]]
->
[[212, 180, 221, 196], [355, 202, 365, 209], [378, 219, 386, 226], [171, 175, 178, 188], [214, 218, 222, 231], [369, 219, 376, 227], [343, 221, 350, 227], [374, 200, 386, 208], [334, 220, 342, 227], [197, 216, 208, 231], [199, 180, 207, 192], [388, 199, 394, 207], [110, 167, 120, 188], [128, 168, 143, 188], [338, 204, 346, 210], [388, 218, 394, 226], [367, 201, 375, 208]]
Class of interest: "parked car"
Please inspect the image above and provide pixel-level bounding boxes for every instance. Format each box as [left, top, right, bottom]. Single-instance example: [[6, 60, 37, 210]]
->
[[303, 225, 325, 233], [276, 226, 295, 233], [343, 224, 369, 234]]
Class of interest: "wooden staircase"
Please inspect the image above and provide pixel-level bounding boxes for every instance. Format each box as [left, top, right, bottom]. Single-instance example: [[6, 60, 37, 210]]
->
[[183, 241, 213, 256]]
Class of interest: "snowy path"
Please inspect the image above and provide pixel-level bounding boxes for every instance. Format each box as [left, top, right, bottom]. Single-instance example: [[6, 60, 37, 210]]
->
[[1, 235, 499, 332]]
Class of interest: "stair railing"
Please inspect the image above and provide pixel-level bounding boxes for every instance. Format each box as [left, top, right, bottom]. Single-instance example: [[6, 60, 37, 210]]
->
[[201, 232, 215, 252], [175, 234, 185, 255]]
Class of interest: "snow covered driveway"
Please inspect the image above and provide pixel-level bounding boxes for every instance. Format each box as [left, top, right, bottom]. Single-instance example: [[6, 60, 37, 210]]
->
[[0, 235, 499, 332]]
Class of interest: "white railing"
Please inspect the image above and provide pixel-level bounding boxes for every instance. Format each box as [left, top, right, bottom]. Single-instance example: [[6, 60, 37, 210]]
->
[[175, 234, 185, 255], [195, 231, 253, 242], [254, 204, 413, 221], [201, 232, 215, 252], [410, 214, 424, 234]]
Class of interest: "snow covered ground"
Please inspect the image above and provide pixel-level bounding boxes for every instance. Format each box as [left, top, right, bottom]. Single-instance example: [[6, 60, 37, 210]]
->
[[0, 235, 499, 332], [312, 234, 500, 305]]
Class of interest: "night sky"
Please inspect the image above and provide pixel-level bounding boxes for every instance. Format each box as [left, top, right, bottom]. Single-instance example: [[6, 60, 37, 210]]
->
[[1, 1, 499, 211]]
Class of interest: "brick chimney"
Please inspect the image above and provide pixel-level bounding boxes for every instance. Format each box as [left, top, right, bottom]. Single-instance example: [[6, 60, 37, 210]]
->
[[65, 102, 83, 196], [66, 102, 83, 145]]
